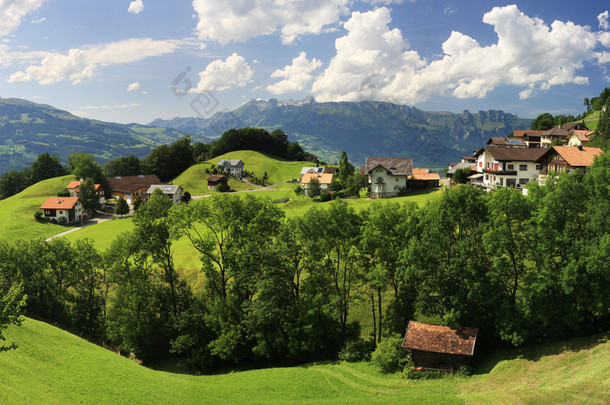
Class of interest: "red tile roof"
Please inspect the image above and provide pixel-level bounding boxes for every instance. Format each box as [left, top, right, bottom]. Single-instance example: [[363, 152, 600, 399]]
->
[[40, 197, 80, 210], [403, 321, 478, 356], [65, 180, 103, 192]]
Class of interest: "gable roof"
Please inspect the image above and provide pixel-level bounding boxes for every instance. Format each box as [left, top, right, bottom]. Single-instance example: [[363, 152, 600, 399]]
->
[[561, 121, 586, 131], [410, 168, 441, 181], [512, 130, 545, 139], [447, 162, 475, 174], [40, 197, 80, 210], [539, 146, 604, 167], [108, 175, 161, 193], [365, 158, 413, 176], [65, 180, 103, 192], [476, 146, 546, 162], [540, 126, 570, 137], [207, 174, 227, 182], [147, 184, 182, 195], [402, 321, 478, 356], [300, 167, 324, 175], [569, 130, 593, 142], [217, 159, 243, 167], [486, 137, 526, 147], [301, 173, 334, 185]]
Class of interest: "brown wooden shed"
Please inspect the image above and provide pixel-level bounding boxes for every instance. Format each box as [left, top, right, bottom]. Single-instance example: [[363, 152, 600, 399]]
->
[[402, 321, 478, 372], [207, 174, 228, 190]]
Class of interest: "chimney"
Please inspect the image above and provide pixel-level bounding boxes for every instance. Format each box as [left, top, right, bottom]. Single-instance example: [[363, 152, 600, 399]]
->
[[577, 145, 583, 151]]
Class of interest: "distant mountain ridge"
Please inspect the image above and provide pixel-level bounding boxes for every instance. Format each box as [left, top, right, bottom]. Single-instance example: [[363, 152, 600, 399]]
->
[[0, 97, 204, 175], [149, 98, 532, 167]]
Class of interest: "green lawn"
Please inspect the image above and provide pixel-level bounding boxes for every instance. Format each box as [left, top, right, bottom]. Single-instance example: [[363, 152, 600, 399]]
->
[[0, 175, 74, 243], [172, 162, 251, 196], [583, 111, 601, 131], [1, 318, 608, 404]]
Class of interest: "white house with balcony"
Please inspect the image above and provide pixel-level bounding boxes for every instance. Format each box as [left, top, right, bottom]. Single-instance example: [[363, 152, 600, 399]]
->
[[217, 159, 245, 178], [471, 147, 546, 190], [364, 157, 413, 199]]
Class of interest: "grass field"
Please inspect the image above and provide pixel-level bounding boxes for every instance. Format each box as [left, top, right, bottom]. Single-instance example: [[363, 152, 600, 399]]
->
[[172, 162, 251, 196], [583, 111, 601, 131], [0, 174, 74, 243], [0, 318, 608, 404]]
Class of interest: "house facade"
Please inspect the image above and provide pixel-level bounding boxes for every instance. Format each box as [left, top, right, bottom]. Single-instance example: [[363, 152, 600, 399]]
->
[[364, 157, 413, 199], [472, 147, 546, 190], [537, 146, 603, 177], [567, 130, 593, 146], [40, 197, 83, 223], [146, 184, 184, 204], [217, 159, 245, 178], [108, 174, 161, 204]]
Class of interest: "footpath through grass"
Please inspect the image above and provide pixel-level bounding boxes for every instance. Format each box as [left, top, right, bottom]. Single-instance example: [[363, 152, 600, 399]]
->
[[1, 318, 609, 404]]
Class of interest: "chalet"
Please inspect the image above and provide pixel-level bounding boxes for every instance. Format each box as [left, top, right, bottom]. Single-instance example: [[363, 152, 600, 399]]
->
[[108, 174, 161, 204], [65, 180, 106, 206], [409, 168, 440, 188], [472, 147, 546, 190], [486, 137, 526, 148], [146, 184, 184, 204], [512, 130, 545, 148], [301, 173, 333, 192], [207, 174, 228, 190], [40, 197, 83, 223], [537, 146, 604, 177], [567, 130, 593, 146], [217, 159, 244, 178], [364, 157, 413, 199], [561, 121, 588, 132], [402, 321, 478, 373]]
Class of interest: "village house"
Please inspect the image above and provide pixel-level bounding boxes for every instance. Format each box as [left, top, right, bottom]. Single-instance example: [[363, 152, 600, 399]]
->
[[108, 174, 161, 204], [301, 172, 333, 193], [486, 137, 526, 148], [207, 174, 228, 190], [537, 146, 604, 177], [146, 184, 184, 204], [40, 196, 83, 224], [364, 157, 413, 199], [512, 129, 546, 148], [65, 180, 106, 206], [217, 159, 245, 178], [471, 147, 546, 190], [409, 168, 441, 188], [402, 321, 478, 373], [567, 130, 593, 146]]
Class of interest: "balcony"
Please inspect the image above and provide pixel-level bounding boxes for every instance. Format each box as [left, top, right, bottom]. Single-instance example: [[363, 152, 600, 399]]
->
[[482, 168, 517, 176]]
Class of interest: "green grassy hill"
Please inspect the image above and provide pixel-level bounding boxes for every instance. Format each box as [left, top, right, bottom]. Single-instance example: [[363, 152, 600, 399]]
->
[[583, 110, 601, 131], [0, 174, 74, 242], [1, 318, 608, 404], [171, 162, 250, 196]]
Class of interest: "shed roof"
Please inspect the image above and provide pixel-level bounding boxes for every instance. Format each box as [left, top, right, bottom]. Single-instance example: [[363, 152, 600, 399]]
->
[[365, 157, 413, 176], [403, 321, 478, 356], [40, 197, 80, 210]]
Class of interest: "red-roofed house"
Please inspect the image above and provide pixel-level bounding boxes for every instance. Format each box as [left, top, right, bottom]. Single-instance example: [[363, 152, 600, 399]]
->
[[402, 321, 478, 372], [537, 146, 604, 176], [40, 197, 83, 223], [65, 180, 106, 206]]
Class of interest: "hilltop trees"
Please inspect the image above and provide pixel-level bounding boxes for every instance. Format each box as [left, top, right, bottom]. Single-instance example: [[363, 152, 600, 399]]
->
[[67, 152, 110, 198], [103, 155, 141, 177], [205, 128, 305, 161], [0, 153, 66, 200]]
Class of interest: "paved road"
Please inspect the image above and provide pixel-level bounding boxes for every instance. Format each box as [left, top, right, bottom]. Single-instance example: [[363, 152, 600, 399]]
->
[[44, 217, 111, 242]]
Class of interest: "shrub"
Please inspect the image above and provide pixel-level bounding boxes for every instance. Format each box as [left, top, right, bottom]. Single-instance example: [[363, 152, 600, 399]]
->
[[50, 218, 58, 224], [57, 190, 70, 197], [216, 182, 230, 193], [319, 191, 331, 202], [34, 211, 43, 221], [338, 339, 374, 362], [371, 334, 410, 373], [58, 217, 67, 226], [397, 187, 409, 196]]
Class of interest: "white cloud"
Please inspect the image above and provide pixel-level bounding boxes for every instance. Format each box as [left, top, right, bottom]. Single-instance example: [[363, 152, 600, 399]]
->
[[32, 17, 46, 23], [192, 0, 348, 45], [128, 0, 144, 14], [598, 11, 609, 30], [266, 52, 322, 94], [312, 5, 608, 105], [191, 53, 253, 92], [127, 81, 140, 91], [0, 0, 49, 37], [8, 38, 182, 85]]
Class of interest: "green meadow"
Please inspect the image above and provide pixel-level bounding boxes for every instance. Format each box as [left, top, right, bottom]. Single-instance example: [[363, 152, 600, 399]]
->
[[0, 318, 608, 404]]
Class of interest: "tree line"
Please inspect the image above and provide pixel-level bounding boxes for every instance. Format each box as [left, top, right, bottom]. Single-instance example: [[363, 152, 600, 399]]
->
[[2, 154, 610, 370]]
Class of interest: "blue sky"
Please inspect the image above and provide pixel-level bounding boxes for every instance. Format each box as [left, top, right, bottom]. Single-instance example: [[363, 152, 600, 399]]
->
[[0, 0, 609, 124]]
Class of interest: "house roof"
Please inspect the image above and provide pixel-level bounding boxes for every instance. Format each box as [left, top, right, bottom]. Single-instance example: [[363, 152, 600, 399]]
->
[[207, 174, 227, 182], [410, 168, 440, 181], [365, 157, 413, 176], [323, 167, 339, 174], [108, 175, 161, 193], [218, 159, 243, 167], [447, 162, 474, 174], [561, 121, 586, 131], [476, 146, 547, 162], [147, 184, 182, 195], [300, 167, 324, 175], [40, 197, 80, 210], [402, 321, 478, 356], [569, 130, 593, 142], [540, 126, 570, 137], [539, 146, 604, 167], [301, 173, 334, 185], [486, 137, 526, 147], [65, 180, 103, 192], [512, 130, 545, 139]]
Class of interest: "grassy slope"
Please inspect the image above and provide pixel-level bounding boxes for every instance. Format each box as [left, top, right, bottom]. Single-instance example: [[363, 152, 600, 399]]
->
[[0, 174, 73, 243], [583, 111, 601, 131], [1, 318, 609, 404], [172, 162, 250, 196]]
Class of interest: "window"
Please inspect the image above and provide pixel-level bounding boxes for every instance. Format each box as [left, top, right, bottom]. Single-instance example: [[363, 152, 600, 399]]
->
[[535, 164, 542, 170], [486, 162, 490, 169], [485, 175, 488, 180], [499, 178, 504, 186], [506, 178, 516, 187], [519, 178, 528, 185], [479, 162, 483, 167], [507, 164, 514, 170], [519, 165, 527, 171]]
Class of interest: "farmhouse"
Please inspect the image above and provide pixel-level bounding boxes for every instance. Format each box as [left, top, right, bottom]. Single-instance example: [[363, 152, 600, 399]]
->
[[301, 173, 333, 192], [40, 197, 83, 223], [65, 180, 106, 206], [146, 184, 183, 205], [207, 174, 228, 190], [537, 146, 604, 176], [108, 174, 161, 204], [472, 147, 546, 190], [364, 157, 413, 199], [217, 159, 245, 178], [402, 321, 478, 373]]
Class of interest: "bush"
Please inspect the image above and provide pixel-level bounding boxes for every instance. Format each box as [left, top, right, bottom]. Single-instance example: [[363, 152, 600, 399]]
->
[[57, 217, 67, 226], [34, 211, 43, 221], [216, 182, 230, 193], [319, 191, 331, 202], [50, 218, 58, 224], [57, 190, 70, 197], [397, 187, 409, 196], [338, 339, 374, 362], [371, 334, 410, 373]]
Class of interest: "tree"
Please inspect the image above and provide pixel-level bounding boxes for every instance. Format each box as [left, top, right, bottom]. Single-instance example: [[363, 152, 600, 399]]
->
[[30, 153, 65, 183], [584, 97, 591, 113], [261, 171, 269, 186], [0, 280, 25, 352], [79, 178, 101, 217], [531, 113, 554, 130], [103, 155, 141, 177], [338, 150, 355, 187], [114, 196, 129, 217], [307, 177, 321, 198], [67, 152, 110, 197], [345, 172, 368, 196], [453, 167, 471, 184], [0, 170, 31, 200]]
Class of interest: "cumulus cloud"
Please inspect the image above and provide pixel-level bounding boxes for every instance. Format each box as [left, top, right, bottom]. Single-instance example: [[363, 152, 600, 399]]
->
[[127, 82, 140, 91], [191, 53, 253, 92], [0, 0, 49, 37], [128, 0, 144, 14], [266, 52, 322, 94], [312, 5, 609, 105], [8, 38, 182, 85], [192, 0, 348, 45], [599, 11, 609, 30]]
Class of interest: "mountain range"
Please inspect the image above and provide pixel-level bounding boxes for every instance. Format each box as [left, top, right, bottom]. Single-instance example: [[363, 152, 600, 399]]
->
[[0, 96, 532, 175]]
